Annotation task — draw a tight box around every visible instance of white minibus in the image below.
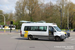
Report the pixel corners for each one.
[20,23,70,41]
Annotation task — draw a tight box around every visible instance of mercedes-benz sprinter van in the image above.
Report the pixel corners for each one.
[20,23,70,41]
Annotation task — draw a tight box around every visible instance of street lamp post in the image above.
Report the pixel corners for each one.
[67,0,70,30]
[60,9,62,29]
[0,14,6,25]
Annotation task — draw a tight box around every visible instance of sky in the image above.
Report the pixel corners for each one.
[0,0,75,13]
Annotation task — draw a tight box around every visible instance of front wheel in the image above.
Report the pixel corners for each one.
[55,37,61,41]
[60,39,64,41]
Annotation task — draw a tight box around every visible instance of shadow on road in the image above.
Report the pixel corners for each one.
[15,38,27,40]
[15,38,64,42]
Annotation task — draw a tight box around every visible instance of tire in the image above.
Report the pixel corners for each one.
[55,37,61,41]
[60,39,64,41]
[35,38,38,40]
[28,35,33,40]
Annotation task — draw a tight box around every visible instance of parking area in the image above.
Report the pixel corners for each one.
[0,31,75,50]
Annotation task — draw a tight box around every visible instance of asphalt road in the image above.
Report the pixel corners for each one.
[0,32,75,50]
[0,29,20,33]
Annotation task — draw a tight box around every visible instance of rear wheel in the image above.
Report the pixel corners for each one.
[28,35,33,40]
[35,38,38,40]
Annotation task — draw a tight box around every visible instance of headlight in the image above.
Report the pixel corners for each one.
[64,32,67,34]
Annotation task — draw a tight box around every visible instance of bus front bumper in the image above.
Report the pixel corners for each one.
[60,35,66,39]
[65,33,70,38]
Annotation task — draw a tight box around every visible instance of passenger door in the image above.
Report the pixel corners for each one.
[49,26,55,40]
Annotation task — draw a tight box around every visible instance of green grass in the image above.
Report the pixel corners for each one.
[61,29,74,31]
[61,29,66,30]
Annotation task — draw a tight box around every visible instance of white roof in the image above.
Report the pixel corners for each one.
[22,23,57,26]
[20,20,46,23]
[20,21,34,23]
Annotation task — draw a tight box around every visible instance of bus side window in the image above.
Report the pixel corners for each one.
[31,26,38,31]
[24,26,47,31]
[28,26,31,31]
[34,26,38,31]
[44,26,47,31]
[39,26,47,31]
[24,26,29,31]
[39,26,43,31]
[24,26,27,31]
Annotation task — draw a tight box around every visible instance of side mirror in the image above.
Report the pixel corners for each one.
[53,30,56,32]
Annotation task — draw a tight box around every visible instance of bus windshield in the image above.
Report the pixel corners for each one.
[53,26,61,32]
